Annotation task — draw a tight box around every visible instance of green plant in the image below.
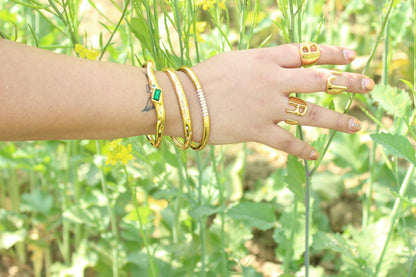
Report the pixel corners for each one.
[0,0,414,276]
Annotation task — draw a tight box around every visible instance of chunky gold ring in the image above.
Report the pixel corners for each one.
[285,97,308,125]
[327,69,347,95]
[300,42,320,67]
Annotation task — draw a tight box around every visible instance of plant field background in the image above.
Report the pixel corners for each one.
[0,0,415,276]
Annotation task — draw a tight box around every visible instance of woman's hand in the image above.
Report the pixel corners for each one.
[192,44,374,160]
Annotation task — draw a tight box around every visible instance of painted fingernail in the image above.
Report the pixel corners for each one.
[349,118,362,132]
[362,78,375,90]
[310,150,319,161]
[343,49,356,61]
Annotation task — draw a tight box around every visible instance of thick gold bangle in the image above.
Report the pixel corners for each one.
[178,66,210,150]
[162,68,193,150]
[143,61,165,148]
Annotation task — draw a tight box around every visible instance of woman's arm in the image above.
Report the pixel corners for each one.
[0,39,374,160]
[0,39,191,141]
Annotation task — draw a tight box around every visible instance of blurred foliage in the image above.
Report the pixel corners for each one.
[0,0,415,277]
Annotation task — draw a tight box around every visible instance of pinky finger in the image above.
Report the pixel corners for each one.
[258,124,319,160]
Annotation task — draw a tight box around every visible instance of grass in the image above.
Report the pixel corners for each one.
[0,0,415,276]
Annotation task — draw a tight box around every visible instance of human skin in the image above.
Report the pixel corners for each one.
[0,39,374,160]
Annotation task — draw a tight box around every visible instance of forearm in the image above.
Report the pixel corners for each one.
[0,39,200,141]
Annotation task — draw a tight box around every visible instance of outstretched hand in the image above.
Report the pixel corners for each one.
[192,44,374,160]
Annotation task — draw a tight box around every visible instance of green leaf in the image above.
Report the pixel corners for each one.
[20,189,53,215]
[371,84,410,117]
[284,156,305,202]
[312,134,328,154]
[129,17,152,54]
[227,202,276,231]
[400,79,414,91]
[189,205,219,219]
[370,133,416,165]
[0,229,26,249]
[312,231,356,259]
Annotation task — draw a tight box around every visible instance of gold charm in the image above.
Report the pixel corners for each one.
[327,69,347,95]
[300,42,320,67]
[286,97,308,116]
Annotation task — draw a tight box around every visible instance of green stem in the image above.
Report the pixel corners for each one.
[96,141,119,277]
[123,165,158,277]
[124,0,136,65]
[409,244,416,277]
[237,0,248,50]
[288,0,295,43]
[195,152,207,277]
[303,161,311,276]
[289,0,311,275]
[211,147,228,277]
[364,18,391,228]
[98,0,129,61]
[9,167,26,264]
[61,141,72,264]
[172,0,184,64]
[188,0,200,63]
[374,164,415,276]
[296,0,302,43]
[283,198,298,272]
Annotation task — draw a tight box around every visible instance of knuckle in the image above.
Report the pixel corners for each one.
[314,70,328,84]
[336,113,346,131]
[346,75,355,91]
[300,146,313,159]
[307,106,320,123]
[280,137,295,152]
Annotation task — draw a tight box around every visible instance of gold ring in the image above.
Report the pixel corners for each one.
[285,97,308,125]
[327,69,347,94]
[300,42,320,67]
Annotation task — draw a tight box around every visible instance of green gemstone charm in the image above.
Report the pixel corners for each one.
[152,88,162,102]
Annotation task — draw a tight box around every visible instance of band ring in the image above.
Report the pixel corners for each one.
[300,42,320,67]
[327,69,347,95]
[285,97,308,125]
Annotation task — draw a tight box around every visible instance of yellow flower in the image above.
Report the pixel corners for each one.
[105,139,133,166]
[190,21,207,42]
[75,43,100,60]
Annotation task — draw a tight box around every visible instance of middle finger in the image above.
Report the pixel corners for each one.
[280,68,375,95]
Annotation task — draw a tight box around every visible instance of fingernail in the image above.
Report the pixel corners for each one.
[343,49,356,60]
[349,118,362,132]
[362,78,375,90]
[310,150,319,161]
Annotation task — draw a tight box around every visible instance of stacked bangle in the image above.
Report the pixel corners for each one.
[142,62,209,151]
[178,66,210,150]
[143,61,165,148]
[162,68,193,150]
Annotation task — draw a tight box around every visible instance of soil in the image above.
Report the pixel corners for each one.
[0,256,33,277]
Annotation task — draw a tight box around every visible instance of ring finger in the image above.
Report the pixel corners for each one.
[282,98,362,134]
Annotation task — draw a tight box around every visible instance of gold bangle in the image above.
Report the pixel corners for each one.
[162,68,193,150]
[143,61,165,148]
[178,66,210,150]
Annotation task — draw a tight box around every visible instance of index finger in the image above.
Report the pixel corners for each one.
[273,44,357,68]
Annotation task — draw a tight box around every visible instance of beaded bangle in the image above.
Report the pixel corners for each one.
[162,68,193,150]
[178,66,210,150]
[143,61,165,148]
